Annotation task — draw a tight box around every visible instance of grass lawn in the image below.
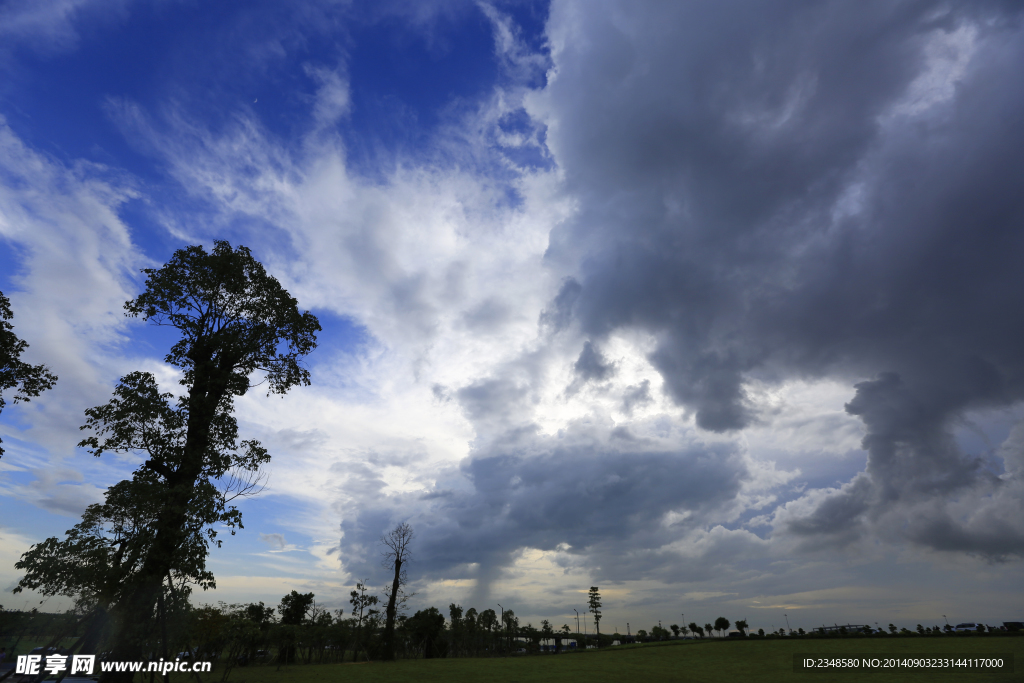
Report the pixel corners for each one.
[206,636,1021,683]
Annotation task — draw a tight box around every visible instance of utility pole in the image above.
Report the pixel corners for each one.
[574,608,580,647]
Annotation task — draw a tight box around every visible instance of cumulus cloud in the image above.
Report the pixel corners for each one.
[527,0,1024,559]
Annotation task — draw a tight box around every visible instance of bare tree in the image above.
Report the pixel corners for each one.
[379,522,413,661]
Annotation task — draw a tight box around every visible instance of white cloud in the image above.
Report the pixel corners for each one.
[0,0,132,58]
[0,118,148,492]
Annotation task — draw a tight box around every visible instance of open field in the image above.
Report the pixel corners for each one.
[203,637,1022,683]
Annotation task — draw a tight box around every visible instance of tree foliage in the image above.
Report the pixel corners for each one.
[124,242,319,397]
[278,591,315,626]
[406,607,446,659]
[0,291,57,458]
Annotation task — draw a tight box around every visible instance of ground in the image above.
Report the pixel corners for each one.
[207,636,1022,683]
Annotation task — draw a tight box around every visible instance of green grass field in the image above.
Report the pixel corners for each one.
[205,637,1021,683]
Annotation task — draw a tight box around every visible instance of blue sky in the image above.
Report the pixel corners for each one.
[2,0,1023,634]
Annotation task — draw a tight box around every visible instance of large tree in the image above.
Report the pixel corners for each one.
[0,291,57,458]
[378,522,413,661]
[75,241,318,681]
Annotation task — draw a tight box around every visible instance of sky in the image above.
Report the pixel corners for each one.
[1,0,1023,635]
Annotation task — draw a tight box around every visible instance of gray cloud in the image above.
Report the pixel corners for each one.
[565,340,614,395]
[621,379,652,415]
[533,0,1024,557]
[538,277,581,334]
[260,533,287,550]
[338,422,750,599]
[573,341,613,382]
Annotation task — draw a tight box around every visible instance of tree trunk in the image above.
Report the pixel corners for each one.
[100,359,229,683]
[380,558,402,661]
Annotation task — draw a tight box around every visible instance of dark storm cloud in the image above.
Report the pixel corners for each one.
[338,427,748,595]
[621,379,652,414]
[537,0,1024,556]
[566,340,615,394]
[538,277,581,333]
[573,341,614,383]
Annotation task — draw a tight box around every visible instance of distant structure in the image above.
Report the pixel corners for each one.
[816,624,868,634]
[539,638,576,652]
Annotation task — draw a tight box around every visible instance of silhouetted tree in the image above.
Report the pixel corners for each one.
[463,608,478,655]
[588,586,602,647]
[349,581,378,661]
[448,604,463,656]
[540,619,554,652]
[379,522,413,660]
[734,619,747,636]
[279,591,314,625]
[480,608,498,651]
[84,242,318,682]
[244,602,275,628]
[407,607,445,658]
[502,609,518,652]
[276,591,313,663]
[0,291,57,458]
